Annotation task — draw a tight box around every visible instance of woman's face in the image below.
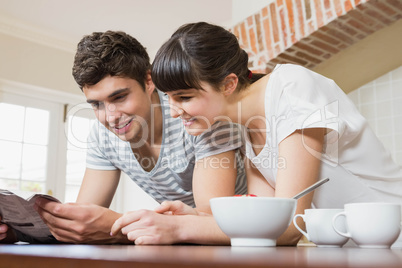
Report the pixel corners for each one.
[166,82,227,136]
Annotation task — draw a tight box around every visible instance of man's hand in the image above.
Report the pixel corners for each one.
[110,201,214,245]
[110,209,185,245]
[34,197,130,244]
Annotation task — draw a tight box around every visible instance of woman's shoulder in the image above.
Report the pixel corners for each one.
[273,63,308,72]
[273,64,333,90]
[273,64,317,79]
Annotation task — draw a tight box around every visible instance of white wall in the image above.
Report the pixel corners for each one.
[114,174,159,212]
[348,65,402,165]
[0,32,78,96]
[231,0,274,25]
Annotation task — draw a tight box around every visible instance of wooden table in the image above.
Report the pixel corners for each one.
[0,244,401,268]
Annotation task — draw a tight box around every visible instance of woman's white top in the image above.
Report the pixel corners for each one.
[244,64,402,209]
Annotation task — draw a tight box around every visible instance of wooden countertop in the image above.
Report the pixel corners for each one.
[1,244,402,268]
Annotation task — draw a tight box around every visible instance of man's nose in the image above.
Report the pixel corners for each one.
[105,104,119,122]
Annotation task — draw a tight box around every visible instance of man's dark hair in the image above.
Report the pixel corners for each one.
[72,31,151,90]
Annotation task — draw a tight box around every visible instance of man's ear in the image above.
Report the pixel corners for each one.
[222,73,238,96]
[145,70,155,95]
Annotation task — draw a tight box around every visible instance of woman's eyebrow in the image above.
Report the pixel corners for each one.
[171,91,191,96]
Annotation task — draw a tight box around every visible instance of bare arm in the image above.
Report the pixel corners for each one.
[76,168,121,206]
[191,150,238,213]
[275,128,325,246]
[244,128,324,246]
[111,150,241,245]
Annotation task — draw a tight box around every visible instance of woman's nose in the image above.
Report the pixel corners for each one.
[169,104,184,118]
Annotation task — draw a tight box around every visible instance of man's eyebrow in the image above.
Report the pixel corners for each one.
[86,99,97,104]
[108,88,130,98]
[86,88,130,104]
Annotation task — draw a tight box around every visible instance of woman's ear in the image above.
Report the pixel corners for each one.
[222,73,238,96]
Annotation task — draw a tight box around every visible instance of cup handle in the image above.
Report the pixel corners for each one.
[332,212,351,238]
[293,214,310,241]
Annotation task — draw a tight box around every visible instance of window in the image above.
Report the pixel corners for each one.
[0,84,94,203]
[64,104,95,202]
[0,92,62,197]
[0,83,120,210]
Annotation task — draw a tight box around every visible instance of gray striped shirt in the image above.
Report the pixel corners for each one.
[86,91,247,207]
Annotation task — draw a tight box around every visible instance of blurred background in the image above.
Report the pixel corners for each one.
[0,0,401,212]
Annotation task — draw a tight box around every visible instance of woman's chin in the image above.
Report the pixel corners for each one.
[185,126,209,136]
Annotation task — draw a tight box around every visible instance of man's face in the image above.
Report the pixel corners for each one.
[83,75,153,143]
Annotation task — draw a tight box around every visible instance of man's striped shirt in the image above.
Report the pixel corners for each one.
[86,91,247,207]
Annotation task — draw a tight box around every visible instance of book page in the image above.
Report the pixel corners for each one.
[0,189,60,242]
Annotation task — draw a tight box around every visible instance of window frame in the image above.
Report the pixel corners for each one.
[0,79,85,201]
[0,79,132,211]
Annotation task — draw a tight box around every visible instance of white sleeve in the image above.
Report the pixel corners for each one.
[192,121,243,161]
[271,64,346,146]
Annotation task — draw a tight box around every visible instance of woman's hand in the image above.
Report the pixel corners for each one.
[154,200,208,216]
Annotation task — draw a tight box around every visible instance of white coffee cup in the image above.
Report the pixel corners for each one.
[332,203,401,248]
[293,209,349,247]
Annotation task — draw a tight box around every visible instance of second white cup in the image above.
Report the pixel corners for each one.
[332,202,401,248]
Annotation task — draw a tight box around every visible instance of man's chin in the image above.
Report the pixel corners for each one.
[116,134,130,142]
[108,128,130,141]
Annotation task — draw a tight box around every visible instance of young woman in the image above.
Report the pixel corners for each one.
[149,22,402,246]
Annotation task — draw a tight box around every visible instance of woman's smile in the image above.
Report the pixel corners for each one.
[182,117,196,127]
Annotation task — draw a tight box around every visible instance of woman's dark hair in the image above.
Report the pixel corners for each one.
[152,22,264,93]
[72,31,151,90]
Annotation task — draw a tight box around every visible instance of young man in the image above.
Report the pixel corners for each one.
[0,31,246,244]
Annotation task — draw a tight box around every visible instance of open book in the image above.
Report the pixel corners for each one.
[0,189,61,243]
